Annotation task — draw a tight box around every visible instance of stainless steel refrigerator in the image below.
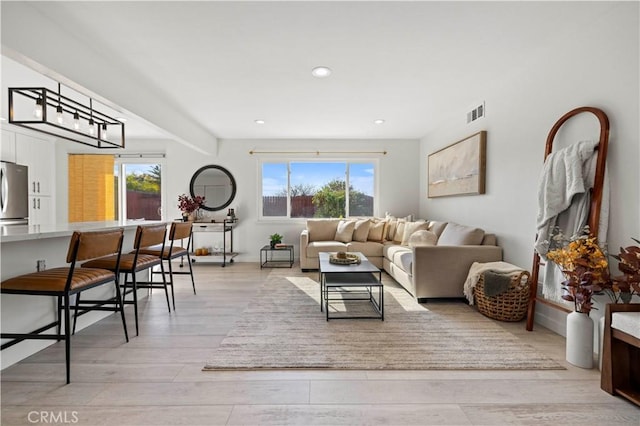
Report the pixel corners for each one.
[0,161,29,226]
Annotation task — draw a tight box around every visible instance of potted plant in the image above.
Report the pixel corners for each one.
[608,238,640,302]
[546,227,610,368]
[178,194,205,221]
[269,233,283,249]
[595,238,640,369]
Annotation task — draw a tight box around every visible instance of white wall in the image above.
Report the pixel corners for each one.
[167,138,420,262]
[57,138,420,262]
[419,3,639,334]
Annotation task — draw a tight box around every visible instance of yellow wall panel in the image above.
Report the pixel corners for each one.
[68,155,115,222]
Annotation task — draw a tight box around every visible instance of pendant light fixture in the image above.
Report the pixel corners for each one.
[73,110,81,130]
[33,96,43,118]
[87,98,96,136]
[55,84,64,125]
[8,85,125,149]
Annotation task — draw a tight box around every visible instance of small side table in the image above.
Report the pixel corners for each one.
[260,245,294,268]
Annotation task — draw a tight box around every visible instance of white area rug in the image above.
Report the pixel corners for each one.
[204,275,563,370]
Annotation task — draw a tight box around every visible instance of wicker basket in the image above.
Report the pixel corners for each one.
[474,270,531,322]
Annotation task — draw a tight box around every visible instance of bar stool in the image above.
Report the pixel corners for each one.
[1,228,128,384]
[141,221,195,309]
[80,224,169,336]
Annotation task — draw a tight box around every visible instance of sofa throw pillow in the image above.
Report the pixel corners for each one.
[427,221,448,238]
[367,219,387,242]
[393,220,407,244]
[408,230,438,248]
[334,220,356,243]
[385,216,397,241]
[307,219,340,242]
[437,222,485,246]
[401,221,429,246]
[352,219,371,242]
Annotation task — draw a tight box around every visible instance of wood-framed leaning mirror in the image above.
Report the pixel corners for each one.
[189,165,237,211]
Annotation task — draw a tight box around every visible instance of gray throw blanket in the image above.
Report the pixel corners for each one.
[482,271,513,297]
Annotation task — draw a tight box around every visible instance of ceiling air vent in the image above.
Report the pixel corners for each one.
[466,102,485,124]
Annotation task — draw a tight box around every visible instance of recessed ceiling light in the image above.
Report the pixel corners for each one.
[311,66,332,78]
[373,119,385,125]
[115,116,128,123]
[254,119,265,124]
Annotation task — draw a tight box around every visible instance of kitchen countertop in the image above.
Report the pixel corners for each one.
[0,220,164,243]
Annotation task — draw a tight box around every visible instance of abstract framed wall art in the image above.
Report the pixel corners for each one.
[428,130,486,198]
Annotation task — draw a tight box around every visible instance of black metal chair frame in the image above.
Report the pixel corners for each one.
[149,222,196,310]
[1,229,129,384]
[75,224,169,336]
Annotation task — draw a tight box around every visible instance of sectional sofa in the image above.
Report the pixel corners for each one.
[300,217,503,301]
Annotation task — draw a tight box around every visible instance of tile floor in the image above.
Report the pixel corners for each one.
[1,263,638,425]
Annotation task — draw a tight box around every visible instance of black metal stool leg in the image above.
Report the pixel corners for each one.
[160,260,171,312]
[186,253,196,294]
[114,279,129,342]
[57,296,63,341]
[131,275,139,336]
[64,293,71,384]
[72,292,81,335]
[167,259,176,310]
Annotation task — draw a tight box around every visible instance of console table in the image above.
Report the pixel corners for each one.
[190,220,237,267]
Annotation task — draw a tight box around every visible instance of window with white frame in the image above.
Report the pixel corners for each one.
[114,157,165,221]
[260,160,376,219]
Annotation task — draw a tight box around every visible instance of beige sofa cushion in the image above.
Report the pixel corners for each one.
[306,241,349,257]
[367,219,387,242]
[482,233,497,246]
[383,243,411,261]
[396,251,414,274]
[437,222,485,246]
[393,220,407,244]
[352,219,371,242]
[347,241,384,258]
[334,220,355,243]
[408,230,438,247]
[400,221,429,246]
[427,221,448,237]
[308,219,339,242]
[386,218,398,241]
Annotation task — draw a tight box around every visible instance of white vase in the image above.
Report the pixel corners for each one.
[566,311,594,369]
[598,315,605,371]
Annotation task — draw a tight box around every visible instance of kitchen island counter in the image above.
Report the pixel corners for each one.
[0,220,163,243]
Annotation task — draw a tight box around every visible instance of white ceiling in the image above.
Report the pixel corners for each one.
[1,1,617,141]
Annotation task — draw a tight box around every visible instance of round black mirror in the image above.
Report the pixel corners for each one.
[189,165,237,211]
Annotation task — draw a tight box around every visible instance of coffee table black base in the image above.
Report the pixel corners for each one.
[322,272,384,321]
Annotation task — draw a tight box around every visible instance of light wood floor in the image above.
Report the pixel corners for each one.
[1,263,638,425]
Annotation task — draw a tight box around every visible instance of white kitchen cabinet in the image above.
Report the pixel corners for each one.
[1,129,17,163]
[28,195,54,226]
[15,133,54,197]
[13,131,55,225]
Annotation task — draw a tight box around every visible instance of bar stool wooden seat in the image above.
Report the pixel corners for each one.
[80,224,168,336]
[1,228,128,384]
[140,221,196,309]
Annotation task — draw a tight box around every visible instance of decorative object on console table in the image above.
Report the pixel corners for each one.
[545,227,610,368]
[269,233,283,249]
[178,193,205,221]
